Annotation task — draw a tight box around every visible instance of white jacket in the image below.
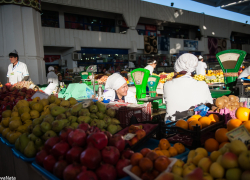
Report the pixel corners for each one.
[163,75,213,121]
[47,72,59,85]
[103,89,137,104]
[144,65,154,75]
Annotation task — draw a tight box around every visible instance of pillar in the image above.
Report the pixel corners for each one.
[0,4,46,85]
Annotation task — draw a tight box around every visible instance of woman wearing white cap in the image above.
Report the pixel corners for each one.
[163,53,213,121]
[195,55,207,75]
[7,50,29,84]
[103,73,137,103]
[144,59,157,75]
[47,66,59,85]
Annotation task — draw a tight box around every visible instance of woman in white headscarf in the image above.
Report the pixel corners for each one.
[47,66,59,85]
[144,59,157,75]
[103,73,137,103]
[163,53,213,121]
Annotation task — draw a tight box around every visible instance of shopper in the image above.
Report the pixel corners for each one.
[47,66,59,85]
[144,59,157,75]
[7,50,29,84]
[103,73,137,103]
[195,55,207,75]
[163,53,213,121]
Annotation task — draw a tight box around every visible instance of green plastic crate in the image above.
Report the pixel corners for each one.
[210,89,231,98]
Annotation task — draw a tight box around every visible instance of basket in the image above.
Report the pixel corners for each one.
[12,148,35,162]
[32,162,60,180]
[115,103,152,128]
[1,136,15,147]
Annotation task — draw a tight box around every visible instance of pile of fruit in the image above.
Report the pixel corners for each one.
[212,95,243,112]
[97,75,108,84]
[206,70,223,76]
[0,82,2,88]
[204,75,224,84]
[35,129,133,180]
[171,140,250,180]
[175,114,220,131]
[12,80,40,91]
[159,72,174,83]
[193,74,205,81]
[126,125,146,146]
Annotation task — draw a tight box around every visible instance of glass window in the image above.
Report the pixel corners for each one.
[41,10,59,28]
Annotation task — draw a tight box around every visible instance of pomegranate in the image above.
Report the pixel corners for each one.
[101,146,120,165]
[121,149,134,159]
[80,145,102,169]
[66,146,84,164]
[96,164,117,180]
[76,171,98,180]
[43,155,57,172]
[87,132,108,150]
[116,159,130,178]
[88,126,101,134]
[35,150,48,166]
[63,163,82,180]
[44,137,60,153]
[53,160,68,179]
[68,129,87,147]
[108,134,125,152]
[59,128,73,142]
[51,141,70,158]
[78,123,90,132]
[103,131,112,141]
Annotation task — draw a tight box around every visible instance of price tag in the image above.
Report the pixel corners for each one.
[123,133,136,141]
[226,125,250,146]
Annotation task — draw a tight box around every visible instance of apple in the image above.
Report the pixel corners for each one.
[221,152,238,169]
[198,157,212,173]
[172,165,183,177]
[225,168,242,180]
[216,155,223,165]
[229,140,247,156]
[192,153,205,166]
[203,172,213,180]
[238,151,250,170]
[183,167,203,180]
[210,151,222,162]
[195,148,208,157]
[241,170,250,180]
[219,143,230,155]
[174,159,184,167]
[183,163,196,170]
[135,129,146,140]
[209,162,224,178]
[155,172,176,180]
[182,164,196,177]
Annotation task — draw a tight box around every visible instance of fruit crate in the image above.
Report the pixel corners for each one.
[116,122,160,151]
[11,148,35,162]
[115,103,152,128]
[1,136,14,147]
[160,113,225,149]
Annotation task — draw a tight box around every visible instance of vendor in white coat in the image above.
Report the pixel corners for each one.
[7,50,29,84]
[163,53,213,121]
[144,59,157,75]
[195,55,207,75]
[47,66,59,85]
[103,73,137,103]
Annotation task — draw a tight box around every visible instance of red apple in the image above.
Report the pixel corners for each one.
[221,152,238,169]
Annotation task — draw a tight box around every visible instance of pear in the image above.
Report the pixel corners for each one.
[43,114,54,124]
[39,99,49,106]
[42,130,57,141]
[107,124,118,134]
[15,137,20,151]
[96,101,106,113]
[32,117,43,126]
[12,105,18,112]
[90,119,99,127]
[2,128,10,138]
[106,108,116,118]
[30,110,40,119]
[28,133,38,141]
[96,112,104,120]
[2,110,12,118]
[90,113,98,119]
[21,112,31,122]
[77,116,91,124]
[71,103,82,116]
[60,100,70,108]
[49,104,57,110]
[0,124,4,133]
[78,108,90,116]
[16,125,28,133]
[54,98,62,106]
[89,105,98,113]
[9,131,22,144]
[29,101,36,109]
[40,122,52,133]
[27,124,34,134]
[41,109,50,116]
[65,111,72,118]
[51,106,66,117]
[2,117,10,127]
[32,125,43,137]
[111,118,120,125]
[68,97,78,105]
[103,115,111,125]
[18,106,30,116]
[96,120,106,129]
[68,116,77,124]
[48,95,57,104]
[11,111,19,118]
[56,114,66,120]
[19,134,30,153]
[117,125,122,131]
[32,103,44,113]
[16,100,29,109]
[71,122,79,129]
[24,141,36,158]
[9,120,22,131]
[52,120,66,132]
[35,138,43,150]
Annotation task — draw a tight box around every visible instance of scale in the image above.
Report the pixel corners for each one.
[86,65,97,96]
[147,75,160,97]
[211,49,246,98]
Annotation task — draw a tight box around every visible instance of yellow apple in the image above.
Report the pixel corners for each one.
[195,148,208,157]
[210,151,222,162]
[187,150,196,163]
[198,157,212,173]
[192,154,205,166]
[209,162,225,178]
[221,152,238,169]
[174,159,185,167]
[183,163,196,170]
[172,165,183,177]
[218,143,230,155]
[241,170,250,180]
[229,140,247,156]
[182,165,196,177]
[225,168,242,180]
[203,172,213,180]
[216,155,223,165]
[238,151,250,170]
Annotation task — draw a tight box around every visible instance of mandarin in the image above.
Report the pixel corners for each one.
[235,107,250,121]
[204,138,219,152]
[208,114,220,124]
[175,120,188,130]
[188,120,202,130]
[198,117,211,128]
[227,119,242,131]
[215,128,228,143]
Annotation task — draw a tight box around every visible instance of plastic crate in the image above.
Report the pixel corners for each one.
[115,103,152,128]
[1,136,14,147]
[32,162,60,180]
[12,148,35,162]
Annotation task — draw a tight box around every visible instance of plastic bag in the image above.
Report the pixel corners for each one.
[194,104,209,117]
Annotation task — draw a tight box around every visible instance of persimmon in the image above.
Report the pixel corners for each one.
[154,156,171,172]
[131,153,143,166]
[130,166,142,177]
[139,157,153,172]
[158,139,170,150]
[173,143,185,154]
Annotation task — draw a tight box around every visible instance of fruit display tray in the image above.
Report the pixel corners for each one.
[12,148,35,162]
[116,123,159,151]
[1,136,14,147]
[123,158,177,180]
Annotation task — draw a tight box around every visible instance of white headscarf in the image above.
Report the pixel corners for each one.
[48,66,54,72]
[174,53,198,75]
[105,73,126,90]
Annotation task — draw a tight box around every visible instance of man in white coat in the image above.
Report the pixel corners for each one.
[103,73,137,103]
[195,55,207,75]
[163,53,213,121]
[47,66,59,85]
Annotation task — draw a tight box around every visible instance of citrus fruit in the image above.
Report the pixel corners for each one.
[215,128,228,143]
[204,138,219,152]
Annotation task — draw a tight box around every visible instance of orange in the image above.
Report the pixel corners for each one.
[208,114,220,124]
[219,142,229,149]
[191,114,202,120]
[204,138,219,152]
[173,143,185,154]
[187,117,198,123]
[227,119,242,131]
[155,150,165,156]
[243,121,250,132]
[168,147,178,157]
[198,117,212,128]
[139,157,153,172]
[130,166,142,177]
[175,120,188,130]
[161,150,170,157]
[131,153,144,166]
[215,128,228,143]
[154,147,161,151]
[188,120,202,130]
[235,107,250,121]
[158,139,171,150]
